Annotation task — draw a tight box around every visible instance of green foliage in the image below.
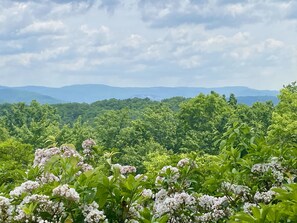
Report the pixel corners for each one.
[178,92,232,153]
[0,139,33,186]
[1,101,61,148]
[268,82,297,149]
[1,82,297,222]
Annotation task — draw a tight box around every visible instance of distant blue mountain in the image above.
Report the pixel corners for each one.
[0,84,279,105]
[0,88,63,104]
[237,96,279,106]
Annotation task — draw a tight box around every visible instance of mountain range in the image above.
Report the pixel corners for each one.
[0,84,279,105]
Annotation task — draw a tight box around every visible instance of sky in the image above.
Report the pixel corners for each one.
[0,0,296,90]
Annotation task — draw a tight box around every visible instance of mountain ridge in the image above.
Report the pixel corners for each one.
[0,84,279,105]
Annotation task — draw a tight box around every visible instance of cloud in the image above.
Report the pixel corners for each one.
[99,0,122,13]
[229,38,285,61]
[0,0,296,90]
[178,55,202,69]
[0,46,69,67]
[137,0,294,29]
[19,20,65,36]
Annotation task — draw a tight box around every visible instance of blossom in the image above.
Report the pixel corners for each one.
[9,181,40,197]
[198,195,228,211]
[154,190,196,221]
[38,173,60,184]
[78,162,94,172]
[82,202,107,223]
[221,182,250,200]
[52,184,80,203]
[157,166,180,185]
[243,202,257,213]
[34,146,82,167]
[254,190,276,203]
[177,158,190,168]
[0,196,13,222]
[82,139,96,157]
[135,174,148,181]
[120,165,137,175]
[141,189,153,199]
[251,160,284,183]
[14,194,65,222]
[197,195,231,222]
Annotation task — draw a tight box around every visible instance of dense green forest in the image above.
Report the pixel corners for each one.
[0,83,296,222]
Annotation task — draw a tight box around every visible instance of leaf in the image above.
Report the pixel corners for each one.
[64,216,73,223]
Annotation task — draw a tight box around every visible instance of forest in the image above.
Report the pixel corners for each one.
[0,82,296,222]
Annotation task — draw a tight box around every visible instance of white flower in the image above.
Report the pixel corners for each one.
[82,202,106,223]
[251,161,284,183]
[158,166,180,184]
[198,195,228,211]
[82,139,96,157]
[13,194,64,222]
[141,189,153,199]
[254,190,276,203]
[34,146,82,167]
[53,184,80,203]
[135,174,148,181]
[177,158,190,168]
[120,165,137,175]
[154,191,197,222]
[221,182,250,200]
[0,196,13,221]
[243,202,257,213]
[38,173,60,184]
[10,181,40,197]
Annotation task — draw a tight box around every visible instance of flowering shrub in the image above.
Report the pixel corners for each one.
[1,137,297,223]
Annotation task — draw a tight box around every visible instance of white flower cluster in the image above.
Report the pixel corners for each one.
[127,203,143,220]
[34,146,82,167]
[135,174,148,181]
[112,163,137,175]
[82,201,107,223]
[251,160,284,183]
[254,190,276,203]
[243,202,258,213]
[78,162,94,172]
[197,195,231,222]
[177,158,190,168]
[120,165,137,175]
[52,184,80,203]
[160,166,179,175]
[82,139,96,157]
[60,145,83,159]
[154,189,196,222]
[14,194,65,222]
[34,147,61,167]
[38,173,60,184]
[0,196,13,222]
[141,189,153,199]
[156,166,180,187]
[221,182,251,200]
[9,180,40,197]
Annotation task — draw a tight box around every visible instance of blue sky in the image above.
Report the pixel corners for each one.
[0,0,296,89]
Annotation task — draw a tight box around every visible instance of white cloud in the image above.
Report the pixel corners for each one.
[229,38,285,60]
[0,46,69,67]
[19,20,66,35]
[178,55,202,69]
[124,34,146,48]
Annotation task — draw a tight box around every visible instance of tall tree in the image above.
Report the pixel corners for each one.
[268,82,297,149]
[178,92,233,153]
